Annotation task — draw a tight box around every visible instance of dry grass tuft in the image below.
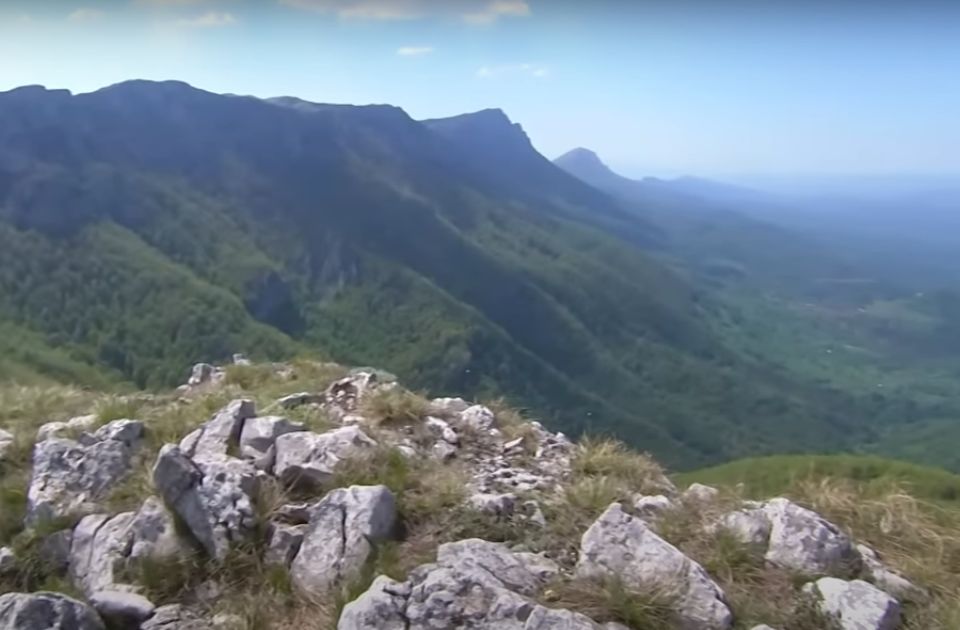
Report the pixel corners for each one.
[543,576,676,629]
[360,388,429,427]
[573,437,670,495]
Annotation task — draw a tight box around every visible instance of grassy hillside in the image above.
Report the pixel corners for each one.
[677,454,960,505]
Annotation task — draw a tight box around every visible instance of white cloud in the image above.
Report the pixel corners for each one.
[68,8,106,22]
[279,0,531,23]
[175,11,236,27]
[476,63,548,79]
[396,45,434,56]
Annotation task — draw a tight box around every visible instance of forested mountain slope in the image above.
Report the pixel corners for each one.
[0,80,953,470]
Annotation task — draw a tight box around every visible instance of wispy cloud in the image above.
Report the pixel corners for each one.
[476,63,549,79]
[175,11,237,27]
[68,8,106,22]
[463,1,530,25]
[396,45,434,57]
[279,0,531,23]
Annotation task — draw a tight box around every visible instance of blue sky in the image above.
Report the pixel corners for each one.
[1,0,958,179]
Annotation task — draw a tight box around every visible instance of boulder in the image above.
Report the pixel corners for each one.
[804,577,901,630]
[424,416,459,445]
[459,405,497,432]
[632,494,674,521]
[291,485,396,593]
[264,523,306,567]
[340,539,601,629]
[273,426,376,488]
[430,440,457,461]
[0,547,15,574]
[70,512,136,595]
[186,363,224,387]
[713,506,771,547]
[26,420,145,524]
[682,483,720,503]
[89,591,156,628]
[0,592,105,630]
[153,445,258,560]
[577,503,733,630]
[36,414,97,442]
[128,496,193,562]
[468,492,517,516]
[856,544,926,601]
[70,497,192,596]
[325,372,382,414]
[179,399,255,460]
[238,415,305,471]
[763,498,860,577]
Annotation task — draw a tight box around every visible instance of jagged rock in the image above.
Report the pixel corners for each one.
[291,485,396,593]
[153,445,258,560]
[804,577,901,630]
[232,353,251,366]
[468,492,517,516]
[0,592,105,630]
[277,392,324,409]
[325,371,382,414]
[265,523,306,567]
[187,363,225,387]
[26,420,145,523]
[70,512,136,595]
[764,498,860,577]
[856,544,926,601]
[424,416,459,445]
[212,613,244,628]
[36,414,97,442]
[128,496,193,562]
[682,483,720,503]
[91,419,145,447]
[0,547,15,574]
[633,494,673,520]
[179,399,255,459]
[459,404,497,432]
[713,506,771,547]
[428,397,470,417]
[750,626,778,630]
[274,426,376,487]
[577,503,733,630]
[70,497,191,596]
[238,415,305,471]
[340,539,601,629]
[430,440,457,461]
[90,591,156,628]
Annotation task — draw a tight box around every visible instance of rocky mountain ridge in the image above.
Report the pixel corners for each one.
[0,360,944,629]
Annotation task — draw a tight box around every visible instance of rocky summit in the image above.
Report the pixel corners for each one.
[0,360,951,629]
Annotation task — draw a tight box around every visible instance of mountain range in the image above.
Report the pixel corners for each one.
[1,80,959,471]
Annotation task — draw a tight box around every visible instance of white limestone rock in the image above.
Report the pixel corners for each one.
[0,592,105,630]
[291,485,397,593]
[805,577,901,630]
[274,426,376,488]
[764,498,860,577]
[576,503,733,630]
